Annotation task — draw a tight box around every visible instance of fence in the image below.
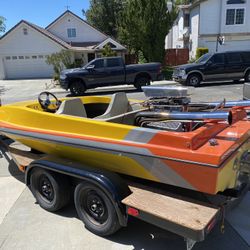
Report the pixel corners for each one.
[164,48,189,66]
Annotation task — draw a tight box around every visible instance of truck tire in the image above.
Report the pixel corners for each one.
[70,80,86,96]
[186,74,201,87]
[30,168,70,212]
[134,76,150,91]
[245,70,250,82]
[74,182,121,236]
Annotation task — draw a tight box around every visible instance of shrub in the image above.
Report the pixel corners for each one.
[102,44,117,57]
[162,66,174,80]
[46,50,74,80]
[196,47,209,60]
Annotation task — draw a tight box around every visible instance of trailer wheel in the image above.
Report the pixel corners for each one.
[30,168,70,212]
[74,182,121,236]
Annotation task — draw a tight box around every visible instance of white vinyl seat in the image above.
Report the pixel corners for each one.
[95,92,132,120]
[56,98,87,117]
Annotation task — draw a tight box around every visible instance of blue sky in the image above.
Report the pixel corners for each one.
[1,0,90,32]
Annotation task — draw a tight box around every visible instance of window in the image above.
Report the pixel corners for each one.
[25,56,30,59]
[12,56,17,60]
[5,56,11,60]
[38,55,43,59]
[226,53,242,63]
[67,28,76,38]
[23,28,28,35]
[226,8,245,25]
[107,58,121,67]
[211,54,225,64]
[236,9,244,24]
[241,52,250,63]
[32,55,37,59]
[184,14,190,28]
[18,56,24,59]
[92,59,104,69]
[227,0,245,4]
[106,42,116,49]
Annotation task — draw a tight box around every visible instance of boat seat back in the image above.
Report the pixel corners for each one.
[95,92,132,120]
[56,98,87,117]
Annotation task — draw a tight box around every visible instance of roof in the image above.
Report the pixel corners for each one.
[0,10,126,52]
[178,0,208,10]
[46,10,108,38]
[46,10,126,50]
[0,20,71,49]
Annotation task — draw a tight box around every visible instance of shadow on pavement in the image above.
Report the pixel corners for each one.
[197,80,244,88]
[66,87,141,97]
[0,144,25,183]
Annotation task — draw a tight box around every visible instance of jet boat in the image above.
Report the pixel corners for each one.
[0,87,250,195]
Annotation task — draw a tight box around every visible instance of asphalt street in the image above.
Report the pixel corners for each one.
[0,79,249,250]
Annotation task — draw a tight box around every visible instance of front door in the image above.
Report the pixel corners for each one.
[84,59,109,87]
[105,58,125,85]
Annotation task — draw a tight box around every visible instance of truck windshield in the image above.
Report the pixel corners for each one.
[196,53,212,63]
[84,59,104,69]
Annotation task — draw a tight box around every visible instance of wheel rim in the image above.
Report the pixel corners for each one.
[71,82,84,95]
[247,73,250,81]
[190,76,199,85]
[80,190,108,225]
[38,175,54,202]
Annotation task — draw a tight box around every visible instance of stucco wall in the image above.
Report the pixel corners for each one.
[190,6,199,59]
[0,57,5,79]
[199,0,220,35]
[0,23,63,56]
[165,11,184,49]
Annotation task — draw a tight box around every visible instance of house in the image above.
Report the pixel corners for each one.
[166,0,250,59]
[0,10,126,80]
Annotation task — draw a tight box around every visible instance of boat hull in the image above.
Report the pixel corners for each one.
[1,96,250,195]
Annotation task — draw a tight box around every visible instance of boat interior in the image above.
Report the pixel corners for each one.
[24,87,250,133]
[34,91,147,126]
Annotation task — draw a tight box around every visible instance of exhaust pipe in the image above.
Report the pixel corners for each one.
[191,100,250,108]
[135,111,232,125]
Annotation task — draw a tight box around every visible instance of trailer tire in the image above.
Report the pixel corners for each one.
[74,182,121,236]
[30,168,70,212]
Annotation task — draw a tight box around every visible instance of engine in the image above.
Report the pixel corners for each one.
[135,86,231,132]
[141,86,190,112]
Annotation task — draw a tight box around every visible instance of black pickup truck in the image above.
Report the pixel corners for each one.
[59,57,163,95]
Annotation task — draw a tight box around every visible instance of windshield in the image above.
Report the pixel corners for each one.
[196,53,212,63]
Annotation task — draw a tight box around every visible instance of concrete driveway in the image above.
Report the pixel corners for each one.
[0,79,249,250]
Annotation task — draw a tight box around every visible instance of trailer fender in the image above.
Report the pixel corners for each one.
[25,156,131,227]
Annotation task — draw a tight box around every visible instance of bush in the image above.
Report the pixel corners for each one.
[46,50,74,80]
[162,66,173,80]
[196,47,209,60]
[102,44,117,57]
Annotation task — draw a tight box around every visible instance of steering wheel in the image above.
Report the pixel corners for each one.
[38,91,61,112]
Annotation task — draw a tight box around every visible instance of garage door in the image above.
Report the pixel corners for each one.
[4,55,54,79]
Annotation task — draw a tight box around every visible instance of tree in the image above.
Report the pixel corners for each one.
[46,50,74,80]
[102,44,117,57]
[0,16,6,34]
[85,0,124,38]
[118,0,177,62]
